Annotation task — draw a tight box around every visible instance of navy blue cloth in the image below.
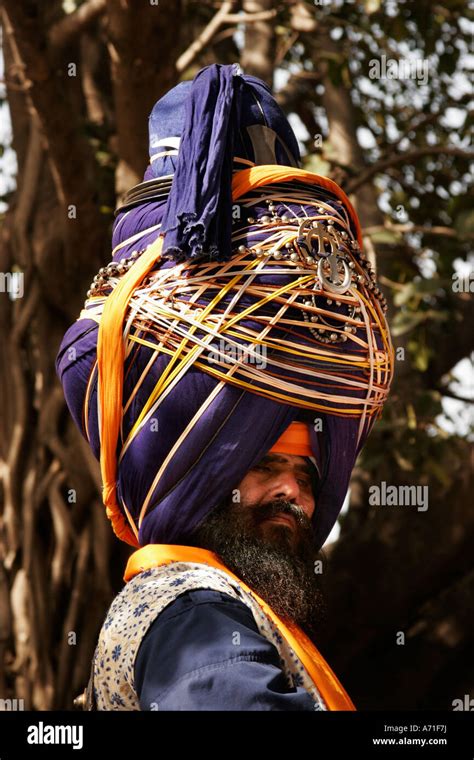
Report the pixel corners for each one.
[134,588,317,711]
[153,63,301,262]
[159,64,240,262]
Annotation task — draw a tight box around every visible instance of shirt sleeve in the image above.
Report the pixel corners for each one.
[134,588,317,711]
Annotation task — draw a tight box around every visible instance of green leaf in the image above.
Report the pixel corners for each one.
[303,154,331,176]
[406,403,417,429]
[391,309,447,336]
[393,449,414,471]
[394,278,445,306]
[454,209,474,238]
[364,0,382,13]
[370,230,403,245]
[425,458,452,488]
[412,344,432,372]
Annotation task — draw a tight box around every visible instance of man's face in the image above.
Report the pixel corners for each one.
[189,451,324,639]
[236,453,316,549]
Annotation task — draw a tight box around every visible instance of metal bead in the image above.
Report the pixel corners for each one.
[260,215,271,224]
[326,299,333,305]
[254,248,264,257]
[310,316,318,323]
[99,267,106,276]
[238,245,247,253]
[306,256,315,265]
[281,214,290,222]
[290,253,299,262]
[131,250,139,259]
[247,217,255,224]
[330,333,338,341]
[273,251,282,260]
[317,207,325,213]
[349,261,355,269]
[304,300,312,307]
[86,289,92,298]
[120,258,127,265]
[336,301,341,306]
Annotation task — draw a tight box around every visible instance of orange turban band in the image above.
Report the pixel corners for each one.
[269,422,313,458]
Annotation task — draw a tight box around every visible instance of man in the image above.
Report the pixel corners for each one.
[57,64,393,711]
[90,422,349,711]
[132,445,328,711]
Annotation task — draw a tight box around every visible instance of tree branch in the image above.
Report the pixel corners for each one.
[289,1,317,33]
[1,3,108,279]
[224,10,277,23]
[365,223,474,240]
[427,293,474,383]
[375,112,439,151]
[437,388,474,405]
[48,0,106,49]
[241,0,276,86]
[176,0,235,74]
[106,0,183,192]
[346,146,473,194]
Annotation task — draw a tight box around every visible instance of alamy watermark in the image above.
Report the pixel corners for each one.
[208,340,267,369]
[452,695,474,710]
[0,271,24,299]
[27,721,83,750]
[369,55,429,85]
[0,697,25,710]
[369,481,429,512]
[452,271,474,293]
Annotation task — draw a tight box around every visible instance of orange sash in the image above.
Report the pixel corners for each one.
[124,543,356,711]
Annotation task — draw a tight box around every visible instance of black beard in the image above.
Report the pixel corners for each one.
[187,496,327,643]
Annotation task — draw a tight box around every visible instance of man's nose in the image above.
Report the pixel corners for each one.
[268,471,301,504]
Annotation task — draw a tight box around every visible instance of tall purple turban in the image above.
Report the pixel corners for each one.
[56,64,394,552]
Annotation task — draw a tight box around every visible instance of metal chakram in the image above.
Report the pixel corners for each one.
[296,218,354,295]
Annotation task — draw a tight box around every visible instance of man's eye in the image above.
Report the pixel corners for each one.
[254,464,271,473]
[298,478,311,489]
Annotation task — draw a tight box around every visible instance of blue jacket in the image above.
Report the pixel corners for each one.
[134,588,318,710]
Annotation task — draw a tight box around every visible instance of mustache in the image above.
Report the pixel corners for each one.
[251,499,309,527]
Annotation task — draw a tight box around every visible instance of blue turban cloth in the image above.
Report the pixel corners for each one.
[113,63,300,262]
[56,64,394,551]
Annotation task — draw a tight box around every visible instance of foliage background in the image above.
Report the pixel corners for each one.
[0,0,472,710]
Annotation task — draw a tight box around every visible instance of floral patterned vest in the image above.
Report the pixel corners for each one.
[90,560,330,711]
